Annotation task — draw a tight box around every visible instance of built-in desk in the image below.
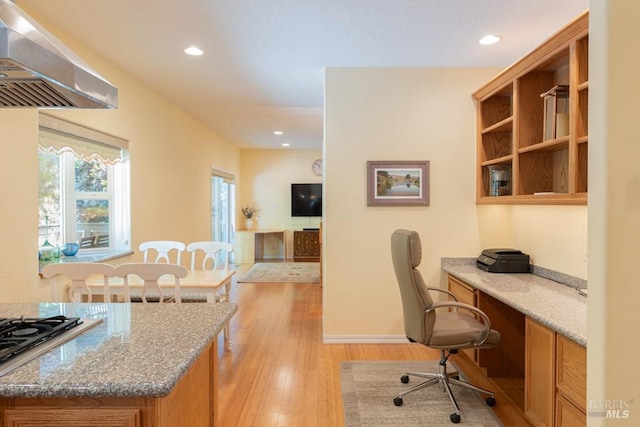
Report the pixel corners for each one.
[442,260,586,345]
[442,259,587,427]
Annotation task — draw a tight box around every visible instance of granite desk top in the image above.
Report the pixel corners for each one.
[0,302,237,398]
[442,260,586,347]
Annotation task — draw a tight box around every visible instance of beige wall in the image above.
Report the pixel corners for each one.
[0,13,241,302]
[589,1,640,422]
[239,149,322,258]
[323,68,588,339]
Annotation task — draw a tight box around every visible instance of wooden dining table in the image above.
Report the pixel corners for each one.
[84,269,236,350]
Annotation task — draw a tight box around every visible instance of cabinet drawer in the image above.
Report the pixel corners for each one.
[556,334,587,412]
[447,276,476,309]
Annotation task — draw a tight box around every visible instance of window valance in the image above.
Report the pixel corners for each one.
[38,113,128,165]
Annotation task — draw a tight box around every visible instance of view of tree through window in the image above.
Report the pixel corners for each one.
[38,115,130,256]
[75,160,109,224]
[38,151,61,239]
[75,160,107,192]
[38,152,112,249]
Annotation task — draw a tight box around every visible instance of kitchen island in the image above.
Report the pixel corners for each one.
[0,302,237,427]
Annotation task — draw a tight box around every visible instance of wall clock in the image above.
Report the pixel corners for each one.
[312,159,323,176]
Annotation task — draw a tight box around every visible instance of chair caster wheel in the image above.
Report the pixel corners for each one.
[486,396,496,406]
[393,397,403,406]
[450,413,461,423]
[400,375,410,384]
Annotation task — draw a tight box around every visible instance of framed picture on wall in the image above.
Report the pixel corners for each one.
[367,160,430,206]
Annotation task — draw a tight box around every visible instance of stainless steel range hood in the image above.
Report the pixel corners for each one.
[0,0,117,109]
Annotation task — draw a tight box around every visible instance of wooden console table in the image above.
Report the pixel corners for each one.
[234,229,286,263]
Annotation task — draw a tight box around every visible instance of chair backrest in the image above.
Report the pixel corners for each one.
[79,235,96,249]
[114,262,188,303]
[139,240,186,264]
[41,262,116,303]
[390,229,436,345]
[95,234,109,248]
[186,241,234,270]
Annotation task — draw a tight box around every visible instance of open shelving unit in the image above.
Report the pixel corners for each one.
[473,11,589,205]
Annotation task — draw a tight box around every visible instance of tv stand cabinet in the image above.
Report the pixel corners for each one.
[293,230,320,261]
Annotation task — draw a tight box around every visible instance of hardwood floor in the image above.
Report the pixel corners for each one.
[216,263,532,426]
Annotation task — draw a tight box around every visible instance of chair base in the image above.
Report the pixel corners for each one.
[393,350,496,424]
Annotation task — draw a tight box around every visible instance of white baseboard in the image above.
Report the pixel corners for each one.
[323,335,409,344]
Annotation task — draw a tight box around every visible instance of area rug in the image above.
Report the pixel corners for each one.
[341,360,503,426]
[237,262,320,283]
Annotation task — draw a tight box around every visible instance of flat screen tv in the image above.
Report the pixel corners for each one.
[291,183,322,217]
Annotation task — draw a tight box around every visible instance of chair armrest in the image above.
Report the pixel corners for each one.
[425,301,492,346]
[425,287,458,302]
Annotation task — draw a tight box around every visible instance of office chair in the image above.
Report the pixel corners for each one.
[390,229,501,424]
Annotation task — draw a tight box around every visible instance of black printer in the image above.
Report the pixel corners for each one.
[476,248,530,273]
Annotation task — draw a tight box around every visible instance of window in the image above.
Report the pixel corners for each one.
[38,114,130,257]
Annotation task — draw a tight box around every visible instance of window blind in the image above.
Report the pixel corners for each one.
[38,113,128,165]
[211,167,235,184]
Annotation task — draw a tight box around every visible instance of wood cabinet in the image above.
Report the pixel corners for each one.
[447,274,585,426]
[525,317,556,426]
[524,317,586,427]
[1,343,218,427]
[555,334,587,426]
[473,11,589,205]
[293,230,320,261]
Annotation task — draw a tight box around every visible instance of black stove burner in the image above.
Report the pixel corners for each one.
[0,315,82,365]
[12,327,40,337]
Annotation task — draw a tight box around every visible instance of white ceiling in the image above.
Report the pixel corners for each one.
[20,0,588,150]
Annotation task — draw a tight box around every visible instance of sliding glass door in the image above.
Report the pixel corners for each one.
[211,169,235,257]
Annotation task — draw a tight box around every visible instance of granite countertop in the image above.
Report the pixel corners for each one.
[442,260,586,347]
[0,302,237,398]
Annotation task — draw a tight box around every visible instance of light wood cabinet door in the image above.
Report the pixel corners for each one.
[556,334,587,412]
[556,394,586,427]
[525,317,556,427]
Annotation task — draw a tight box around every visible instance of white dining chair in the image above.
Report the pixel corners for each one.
[114,263,188,303]
[139,240,186,264]
[41,262,116,303]
[186,241,234,270]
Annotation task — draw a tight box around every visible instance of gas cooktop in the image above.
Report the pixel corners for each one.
[0,315,102,377]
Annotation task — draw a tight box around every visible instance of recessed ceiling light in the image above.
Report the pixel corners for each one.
[479,35,501,45]
[274,131,284,135]
[184,46,204,56]
[281,143,290,147]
